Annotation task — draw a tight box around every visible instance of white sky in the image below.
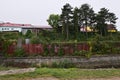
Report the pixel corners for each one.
[0,0,120,30]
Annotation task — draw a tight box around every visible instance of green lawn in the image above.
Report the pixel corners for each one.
[0,68,120,80]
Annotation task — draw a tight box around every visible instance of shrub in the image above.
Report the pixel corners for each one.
[41,62,49,68]
[51,60,75,68]
[73,50,91,58]
[13,48,26,57]
[74,51,85,56]
[91,34,112,55]
[42,44,55,56]
[58,47,64,56]
[112,47,120,54]
[57,59,75,68]
[40,59,75,68]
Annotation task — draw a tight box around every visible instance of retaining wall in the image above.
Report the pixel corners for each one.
[1,55,120,68]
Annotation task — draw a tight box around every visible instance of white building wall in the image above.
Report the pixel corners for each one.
[22,28,28,34]
[0,27,22,32]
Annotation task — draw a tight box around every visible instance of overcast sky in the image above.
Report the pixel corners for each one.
[0,0,120,30]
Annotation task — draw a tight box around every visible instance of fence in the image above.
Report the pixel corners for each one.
[1,42,120,56]
[5,43,90,55]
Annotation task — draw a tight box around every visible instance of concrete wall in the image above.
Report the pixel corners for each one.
[1,55,120,68]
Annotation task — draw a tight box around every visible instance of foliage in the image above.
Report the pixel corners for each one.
[47,3,117,40]
[47,14,61,33]
[0,3,119,57]
[57,46,64,56]
[113,47,120,54]
[2,40,12,55]
[79,4,95,28]
[25,30,33,38]
[13,48,26,57]
[95,8,118,36]
[31,36,41,44]
[74,50,86,56]
[89,34,120,55]
[73,50,92,58]
[0,32,19,40]
[73,7,79,39]
[60,3,73,40]
[54,60,75,68]
[41,59,75,68]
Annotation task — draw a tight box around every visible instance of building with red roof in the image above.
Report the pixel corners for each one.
[0,22,52,34]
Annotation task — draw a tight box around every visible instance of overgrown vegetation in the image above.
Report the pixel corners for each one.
[0,3,120,57]
[0,32,120,57]
[40,59,75,68]
[13,48,26,57]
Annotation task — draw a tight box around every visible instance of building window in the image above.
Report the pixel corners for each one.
[11,28,14,30]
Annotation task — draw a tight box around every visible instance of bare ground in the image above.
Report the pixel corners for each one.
[0,68,35,76]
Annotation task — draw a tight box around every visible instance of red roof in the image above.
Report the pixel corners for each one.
[32,25,52,29]
[0,22,31,27]
[0,22,52,29]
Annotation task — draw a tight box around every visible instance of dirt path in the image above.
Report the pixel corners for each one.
[0,68,35,76]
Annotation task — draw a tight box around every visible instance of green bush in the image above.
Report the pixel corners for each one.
[112,47,120,54]
[73,50,91,58]
[74,51,85,56]
[58,47,64,56]
[40,59,75,68]
[57,59,75,68]
[51,60,76,68]
[40,62,49,68]
[13,48,26,57]
[91,41,107,54]
[42,44,54,56]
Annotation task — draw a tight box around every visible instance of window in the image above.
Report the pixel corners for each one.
[11,28,14,30]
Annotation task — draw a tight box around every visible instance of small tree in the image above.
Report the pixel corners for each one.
[25,30,33,38]
[47,14,61,33]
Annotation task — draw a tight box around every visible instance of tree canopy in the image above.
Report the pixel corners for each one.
[47,14,60,32]
[47,3,118,39]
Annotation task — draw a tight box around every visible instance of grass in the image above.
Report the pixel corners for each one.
[0,68,120,80]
